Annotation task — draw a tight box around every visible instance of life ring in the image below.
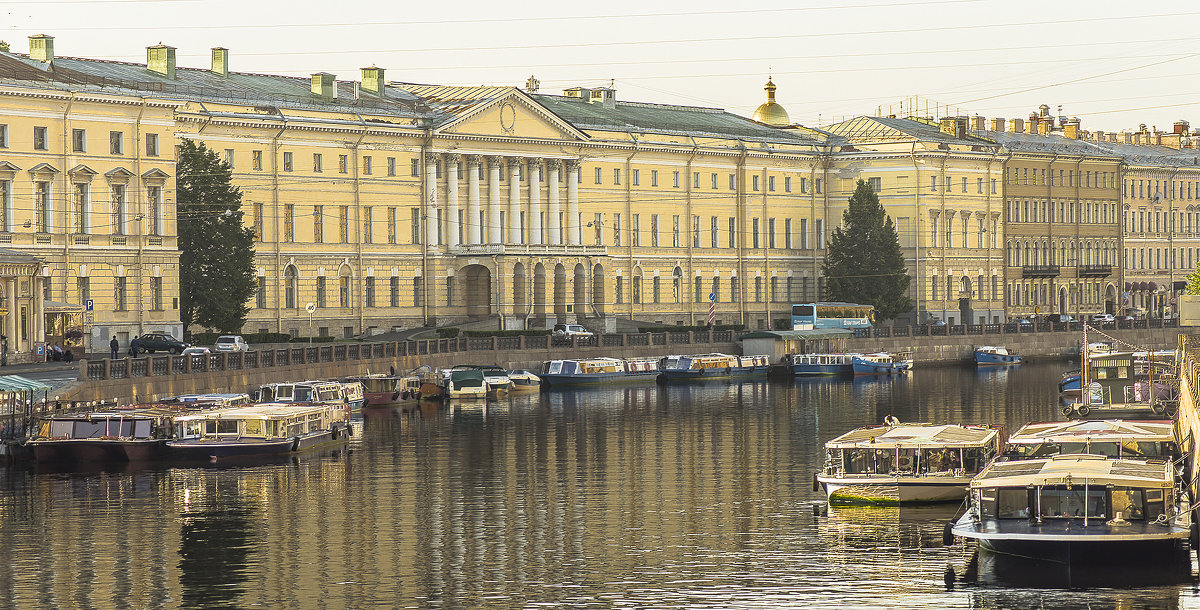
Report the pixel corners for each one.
[1077,405,1091,417]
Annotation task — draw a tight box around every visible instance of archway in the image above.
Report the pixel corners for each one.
[462,264,492,319]
[553,263,568,320]
[513,262,526,318]
[1104,284,1117,315]
[958,276,972,325]
[533,263,547,324]
[573,263,587,320]
[592,264,606,317]
[1059,286,1068,314]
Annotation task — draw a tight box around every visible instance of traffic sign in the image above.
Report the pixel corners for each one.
[85,299,94,311]
[708,292,716,302]
[305,302,317,314]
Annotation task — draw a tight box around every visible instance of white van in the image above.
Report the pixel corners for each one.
[214,335,250,352]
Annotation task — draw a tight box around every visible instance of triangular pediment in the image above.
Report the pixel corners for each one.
[435,90,587,141]
[27,162,59,176]
[68,164,98,178]
[141,168,170,183]
[0,161,20,176]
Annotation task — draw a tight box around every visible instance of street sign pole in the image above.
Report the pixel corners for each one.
[708,292,716,327]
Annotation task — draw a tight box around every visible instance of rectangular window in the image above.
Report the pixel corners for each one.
[673,171,680,188]
[730,276,739,302]
[800,218,809,249]
[613,168,621,185]
[768,175,776,192]
[33,126,48,151]
[224,149,234,167]
[672,214,680,247]
[252,150,263,171]
[151,277,163,310]
[283,152,293,172]
[71,128,85,153]
[712,277,721,303]
[444,276,453,306]
[595,167,602,184]
[632,168,639,186]
[752,175,760,191]
[729,174,736,190]
[692,215,701,248]
[752,217,760,248]
[728,217,736,249]
[615,277,624,304]
[695,276,703,303]
[0,180,9,232]
[711,216,719,248]
[365,277,376,308]
[363,156,372,175]
[387,207,397,244]
[390,277,399,308]
[283,204,294,242]
[632,214,641,247]
[109,131,123,155]
[962,176,968,192]
[784,176,791,192]
[145,133,158,156]
[594,213,603,245]
[114,277,127,311]
[256,277,266,309]
[784,218,792,249]
[339,206,349,243]
[614,213,622,246]
[652,276,660,304]
[254,202,264,241]
[313,153,323,173]
[867,177,881,192]
[801,177,808,193]
[340,276,350,308]
[768,218,777,249]
[363,207,373,244]
[387,157,396,176]
[316,277,327,308]
[0,124,7,148]
[77,277,90,307]
[693,172,700,189]
[313,205,324,243]
[816,219,824,249]
[815,178,822,194]
[411,158,420,177]
[651,170,659,187]
[111,184,126,236]
[73,183,89,234]
[977,177,983,193]
[339,155,348,174]
[712,173,719,190]
[931,175,938,191]
[35,182,50,232]
[651,214,659,247]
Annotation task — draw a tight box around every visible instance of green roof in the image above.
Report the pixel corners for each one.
[0,374,52,392]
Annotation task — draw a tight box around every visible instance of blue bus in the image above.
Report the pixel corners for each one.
[791,302,875,330]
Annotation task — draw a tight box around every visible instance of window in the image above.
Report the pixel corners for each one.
[729,174,736,190]
[390,277,399,307]
[651,170,659,187]
[672,215,680,247]
[0,124,6,148]
[283,152,293,172]
[754,277,762,302]
[931,176,938,191]
[71,129,85,152]
[363,207,373,243]
[991,179,997,194]
[977,177,983,193]
[801,177,808,193]
[614,213,622,246]
[340,275,350,308]
[595,167,602,184]
[962,176,968,192]
[594,213,603,245]
[615,277,624,304]
[339,206,349,243]
[613,168,620,185]
[250,150,263,171]
[728,217,736,249]
[769,218,777,249]
[693,172,700,189]
[114,277,127,311]
[387,157,396,176]
[365,277,376,308]
[784,218,792,249]
[752,218,760,248]
[711,277,721,302]
[652,276,660,303]
[730,276,739,302]
[145,133,158,156]
[254,202,264,241]
[785,177,791,192]
[815,219,824,249]
[34,182,50,232]
[313,153,323,173]
[77,277,90,307]
[109,131,123,155]
[0,180,9,232]
[768,175,775,192]
[632,214,641,247]
[284,268,298,309]
[633,275,642,304]
[411,158,420,177]
[316,277,327,308]
[444,276,453,306]
[339,155,348,174]
[711,216,719,247]
[695,276,703,303]
[651,214,659,247]
[256,277,267,309]
[692,215,701,248]
[111,184,126,236]
[800,218,809,249]
[283,204,294,242]
[387,207,397,244]
[363,156,372,175]
[313,205,324,243]
[73,183,89,234]
[224,149,234,167]
[34,126,47,150]
[673,171,680,188]
[867,177,881,192]
[711,173,719,190]
[815,178,822,194]
[752,175,760,191]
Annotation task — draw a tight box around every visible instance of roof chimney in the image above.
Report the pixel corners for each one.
[989,117,1005,132]
[28,34,53,62]
[360,66,385,95]
[1010,118,1024,133]
[1063,118,1081,140]
[147,44,176,78]
[971,115,986,131]
[1027,114,1038,134]
[1174,120,1189,135]
[211,47,228,76]
[311,72,336,99]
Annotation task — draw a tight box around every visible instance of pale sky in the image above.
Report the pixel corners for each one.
[3,0,1199,134]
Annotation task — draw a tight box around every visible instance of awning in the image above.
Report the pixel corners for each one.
[44,300,83,314]
[0,375,51,391]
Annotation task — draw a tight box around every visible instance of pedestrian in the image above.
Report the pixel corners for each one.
[110,336,119,360]
[128,337,139,358]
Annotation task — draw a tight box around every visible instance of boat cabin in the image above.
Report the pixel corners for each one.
[1002,420,1179,462]
[173,404,340,441]
[824,423,1002,477]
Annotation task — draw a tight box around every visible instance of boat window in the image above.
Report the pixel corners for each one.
[217,420,239,435]
[1007,443,1060,459]
[295,387,314,402]
[664,357,680,368]
[895,449,917,473]
[1118,441,1163,458]
[74,420,107,438]
[961,448,985,473]
[1145,489,1165,521]
[1084,442,1120,457]
[920,448,960,473]
[1111,488,1146,520]
[996,488,1030,518]
[319,388,340,402]
[978,490,997,517]
[844,449,875,474]
[244,419,264,436]
[548,361,564,374]
[133,420,152,438]
[1038,487,1106,519]
[50,421,73,437]
[276,386,294,400]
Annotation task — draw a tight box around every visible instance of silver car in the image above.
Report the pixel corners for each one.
[214,335,249,352]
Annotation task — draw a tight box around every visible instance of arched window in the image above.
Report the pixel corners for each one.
[284,265,298,309]
[672,267,682,304]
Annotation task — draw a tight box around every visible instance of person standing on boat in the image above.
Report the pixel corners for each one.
[110,336,119,360]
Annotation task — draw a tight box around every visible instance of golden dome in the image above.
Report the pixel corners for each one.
[752,78,790,127]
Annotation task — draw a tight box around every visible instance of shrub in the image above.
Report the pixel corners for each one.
[462,329,552,338]
[436,327,461,338]
[637,324,745,333]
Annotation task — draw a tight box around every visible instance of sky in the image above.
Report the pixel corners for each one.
[3,0,1199,134]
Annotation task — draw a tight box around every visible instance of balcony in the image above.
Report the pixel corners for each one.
[1078,264,1113,277]
[447,243,609,257]
[1022,265,1060,278]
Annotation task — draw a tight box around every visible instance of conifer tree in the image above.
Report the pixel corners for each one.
[177,139,256,334]
[822,179,913,322]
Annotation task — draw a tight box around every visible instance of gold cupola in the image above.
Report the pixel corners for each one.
[752,77,790,127]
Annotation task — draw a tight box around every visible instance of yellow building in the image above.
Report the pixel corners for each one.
[974,111,1123,320]
[0,35,180,358]
[824,116,1006,325]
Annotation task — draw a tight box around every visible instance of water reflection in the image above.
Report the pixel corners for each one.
[0,361,1196,607]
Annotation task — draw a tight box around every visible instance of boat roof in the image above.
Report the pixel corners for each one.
[972,455,1173,488]
[824,423,1000,449]
[544,357,624,365]
[1007,420,1177,444]
[173,403,333,421]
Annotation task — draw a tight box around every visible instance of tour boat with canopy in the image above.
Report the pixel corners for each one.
[1000,419,1179,463]
[814,419,1004,504]
[166,402,350,459]
[539,357,660,386]
[657,353,769,382]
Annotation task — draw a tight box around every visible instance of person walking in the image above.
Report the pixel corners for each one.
[110,336,119,360]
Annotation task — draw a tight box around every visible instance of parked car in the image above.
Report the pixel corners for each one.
[553,323,595,343]
[214,335,250,352]
[1090,313,1115,323]
[1116,315,1135,322]
[1044,314,1074,323]
[182,346,211,356]
[134,332,189,354]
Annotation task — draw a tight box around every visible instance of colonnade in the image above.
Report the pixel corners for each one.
[425,154,581,248]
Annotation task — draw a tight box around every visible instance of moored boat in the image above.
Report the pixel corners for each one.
[1000,419,1179,462]
[975,346,1022,366]
[851,352,913,376]
[949,455,1191,562]
[788,353,860,376]
[657,353,769,382]
[26,411,174,462]
[341,381,366,411]
[539,357,660,386]
[166,402,350,460]
[506,369,541,392]
[447,369,487,400]
[347,373,422,407]
[815,419,1003,504]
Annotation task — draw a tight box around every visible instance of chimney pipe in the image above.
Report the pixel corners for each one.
[361,66,385,95]
[989,117,1005,132]
[28,34,53,62]
[311,72,336,99]
[147,45,176,79]
[211,47,228,76]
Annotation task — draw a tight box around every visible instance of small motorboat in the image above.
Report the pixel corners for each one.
[851,352,913,376]
[975,346,1021,366]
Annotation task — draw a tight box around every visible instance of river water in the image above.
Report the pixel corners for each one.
[1,362,1197,609]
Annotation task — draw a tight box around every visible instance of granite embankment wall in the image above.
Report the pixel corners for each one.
[59,326,1188,405]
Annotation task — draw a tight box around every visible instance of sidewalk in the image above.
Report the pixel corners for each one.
[0,361,79,376]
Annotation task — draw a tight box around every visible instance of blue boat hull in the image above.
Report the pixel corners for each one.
[851,359,911,376]
[539,371,659,386]
[792,363,853,376]
[1060,374,1081,392]
[975,351,1022,365]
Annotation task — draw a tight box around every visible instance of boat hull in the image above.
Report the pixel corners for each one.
[166,426,348,460]
[817,475,970,504]
[851,359,912,376]
[954,516,1190,562]
[791,363,853,376]
[539,371,660,386]
[975,351,1022,365]
[658,365,768,382]
[28,439,164,463]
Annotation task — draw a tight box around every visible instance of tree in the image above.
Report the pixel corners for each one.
[177,139,256,334]
[822,179,913,322]
[1186,265,1200,295]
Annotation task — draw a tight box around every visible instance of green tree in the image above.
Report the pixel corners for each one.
[1186,265,1200,295]
[177,139,256,333]
[822,179,913,322]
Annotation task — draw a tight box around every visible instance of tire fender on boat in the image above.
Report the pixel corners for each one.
[291,436,301,452]
[1077,405,1091,417]
[331,426,339,441]
[942,521,956,546]
[812,472,820,492]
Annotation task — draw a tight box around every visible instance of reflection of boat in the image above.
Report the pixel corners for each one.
[974,346,1021,366]
[505,369,541,392]
[788,353,860,376]
[167,403,350,459]
[815,420,1003,504]
[851,352,913,376]
[967,546,1192,590]
[657,353,769,382]
[539,357,659,386]
[950,455,1191,563]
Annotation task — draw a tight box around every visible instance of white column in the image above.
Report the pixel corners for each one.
[6,279,16,352]
[508,160,522,244]
[467,156,482,245]
[547,159,562,245]
[33,276,43,344]
[488,158,503,244]
[446,154,460,248]
[566,160,580,245]
[529,160,542,245]
[424,152,439,247]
